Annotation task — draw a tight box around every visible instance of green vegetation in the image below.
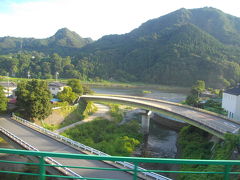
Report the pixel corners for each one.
[15,80,52,121]
[0,28,92,56]
[57,86,77,104]
[178,125,240,180]
[74,8,240,88]
[203,100,227,115]
[142,90,152,94]
[184,80,227,115]
[1,8,240,87]
[42,101,97,130]
[67,79,84,95]
[61,104,142,156]
[0,85,8,113]
[0,137,6,143]
[58,100,97,128]
[185,80,205,107]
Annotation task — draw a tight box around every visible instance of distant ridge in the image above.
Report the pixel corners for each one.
[0,28,93,56]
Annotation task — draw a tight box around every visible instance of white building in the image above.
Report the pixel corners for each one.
[48,82,67,96]
[222,87,240,120]
[0,82,17,97]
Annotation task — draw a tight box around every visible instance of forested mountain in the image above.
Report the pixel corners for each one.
[0,28,93,56]
[76,7,240,87]
[1,7,240,88]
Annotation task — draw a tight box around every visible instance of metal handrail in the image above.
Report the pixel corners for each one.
[0,148,240,180]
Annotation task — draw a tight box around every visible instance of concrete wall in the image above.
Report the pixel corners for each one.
[49,86,65,96]
[222,93,238,119]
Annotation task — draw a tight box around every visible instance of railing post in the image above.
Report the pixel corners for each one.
[224,165,231,180]
[39,156,46,180]
[133,162,138,180]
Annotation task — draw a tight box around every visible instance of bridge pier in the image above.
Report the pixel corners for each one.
[141,110,152,135]
[140,110,152,156]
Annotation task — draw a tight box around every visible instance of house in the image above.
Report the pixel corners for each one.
[0,82,17,97]
[48,82,67,96]
[222,86,240,120]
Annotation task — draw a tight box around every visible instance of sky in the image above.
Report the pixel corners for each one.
[0,0,239,40]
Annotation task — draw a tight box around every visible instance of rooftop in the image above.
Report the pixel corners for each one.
[48,82,66,87]
[0,82,17,88]
[224,86,240,96]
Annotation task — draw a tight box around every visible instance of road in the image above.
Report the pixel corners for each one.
[0,116,134,179]
[81,95,240,135]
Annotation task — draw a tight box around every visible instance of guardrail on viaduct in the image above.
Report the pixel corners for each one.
[0,127,83,179]
[11,113,171,180]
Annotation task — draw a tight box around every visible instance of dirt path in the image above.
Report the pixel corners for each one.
[55,103,110,133]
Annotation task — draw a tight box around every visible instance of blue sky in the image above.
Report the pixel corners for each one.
[0,0,239,40]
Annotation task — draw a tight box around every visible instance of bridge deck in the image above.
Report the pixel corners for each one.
[0,116,133,179]
[82,95,240,137]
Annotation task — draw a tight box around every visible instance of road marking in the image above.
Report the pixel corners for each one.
[224,122,237,128]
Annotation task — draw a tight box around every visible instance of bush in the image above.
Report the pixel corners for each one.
[62,119,142,156]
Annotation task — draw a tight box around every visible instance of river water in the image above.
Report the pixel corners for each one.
[92,87,187,159]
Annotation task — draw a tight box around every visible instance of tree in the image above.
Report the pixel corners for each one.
[82,84,93,94]
[57,86,77,104]
[67,79,83,95]
[185,95,200,107]
[16,80,52,121]
[0,85,8,113]
[191,80,205,97]
[185,80,205,107]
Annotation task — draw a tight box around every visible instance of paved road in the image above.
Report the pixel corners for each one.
[0,116,133,179]
[82,95,240,136]
[55,103,110,133]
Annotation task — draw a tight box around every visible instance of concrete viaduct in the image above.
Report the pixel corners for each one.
[80,94,240,139]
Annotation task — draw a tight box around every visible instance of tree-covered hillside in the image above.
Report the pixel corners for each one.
[0,28,93,56]
[76,7,240,87]
[1,7,240,88]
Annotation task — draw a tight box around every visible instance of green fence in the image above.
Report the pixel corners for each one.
[0,148,240,180]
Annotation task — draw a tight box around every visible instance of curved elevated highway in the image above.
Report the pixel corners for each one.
[81,95,240,139]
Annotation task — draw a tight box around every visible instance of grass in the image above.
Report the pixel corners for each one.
[0,137,6,143]
[42,101,97,131]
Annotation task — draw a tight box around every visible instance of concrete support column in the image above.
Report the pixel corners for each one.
[141,110,152,135]
[140,110,152,156]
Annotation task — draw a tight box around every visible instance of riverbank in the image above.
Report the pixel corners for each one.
[85,81,190,93]
[55,103,110,133]
[3,77,190,93]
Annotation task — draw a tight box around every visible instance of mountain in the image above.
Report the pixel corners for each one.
[75,7,240,87]
[0,28,93,56]
[1,7,240,88]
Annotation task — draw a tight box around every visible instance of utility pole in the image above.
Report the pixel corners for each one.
[55,72,59,82]
[27,71,30,79]
[7,72,9,97]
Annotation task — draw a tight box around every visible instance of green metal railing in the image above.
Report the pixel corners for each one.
[0,148,240,180]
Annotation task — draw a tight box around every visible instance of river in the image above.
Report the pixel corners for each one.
[92,86,187,159]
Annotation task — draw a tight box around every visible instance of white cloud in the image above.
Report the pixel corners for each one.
[0,0,239,40]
